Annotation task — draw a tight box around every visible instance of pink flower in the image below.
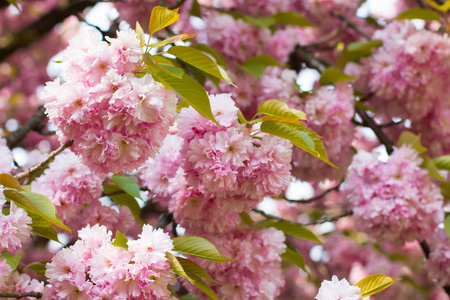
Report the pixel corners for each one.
[0,189,32,254]
[184,227,286,300]
[315,276,367,300]
[342,145,444,245]
[41,28,177,174]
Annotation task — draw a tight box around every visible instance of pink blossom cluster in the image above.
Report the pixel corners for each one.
[184,226,286,299]
[315,276,367,300]
[174,94,292,234]
[207,66,301,119]
[41,28,177,174]
[0,258,11,288]
[43,224,176,299]
[292,83,355,181]
[214,0,291,16]
[293,0,373,45]
[138,134,185,206]
[202,13,271,64]
[346,21,450,122]
[31,151,132,236]
[426,229,450,286]
[341,145,444,245]
[0,271,44,299]
[0,186,32,254]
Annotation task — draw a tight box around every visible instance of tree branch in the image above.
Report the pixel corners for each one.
[332,13,371,41]
[288,45,330,73]
[0,0,117,62]
[14,140,73,182]
[356,108,394,154]
[0,292,42,299]
[5,105,47,149]
[252,208,352,226]
[275,184,341,204]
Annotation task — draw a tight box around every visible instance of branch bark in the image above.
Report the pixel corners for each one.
[0,292,42,299]
[5,105,47,149]
[0,0,116,62]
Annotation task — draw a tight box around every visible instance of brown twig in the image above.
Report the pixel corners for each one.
[0,292,42,299]
[0,0,119,62]
[14,140,73,181]
[252,208,352,226]
[276,184,341,204]
[5,105,47,149]
[332,13,371,41]
[288,45,330,73]
[356,108,394,155]
[155,212,174,229]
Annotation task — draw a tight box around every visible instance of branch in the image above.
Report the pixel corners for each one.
[332,13,371,41]
[5,105,47,149]
[275,184,341,204]
[252,208,352,226]
[288,45,330,73]
[14,140,73,181]
[356,108,394,154]
[0,292,42,299]
[155,212,173,229]
[0,0,116,62]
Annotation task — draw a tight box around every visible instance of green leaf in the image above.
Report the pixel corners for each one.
[149,6,180,35]
[27,210,60,242]
[190,44,228,67]
[336,40,383,68]
[187,273,219,300]
[190,0,202,18]
[241,55,282,78]
[149,33,198,48]
[5,190,69,232]
[281,243,307,272]
[397,131,427,154]
[177,257,221,284]
[6,0,18,8]
[355,274,401,297]
[1,252,23,274]
[153,72,218,125]
[258,99,307,120]
[440,182,450,199]
[168,285,178,299]
[433,155,450,171]
[103,184,141,221]
[135,21,146,47]
[261,220,323,244]
[111,175,142,199]
[167,254,220,300]
[172,236,235,262]
[180,295,202,300]
[25,260,50,277]
[444,215,450,239]
[160,64,184,78]
[396,8,440,21]
[421,156,445,181]
[272,12,314,27]
[167,46,235,86]
[237,109,250,124]
[244,15,275,27]
[239,211,255,226]
[426,0,450,12]
[167,252,195,284]
[0,173,25,191]
[319,67,356,85]
[143,53,180,78]
[112,231,129,249]
[260,120,336,167]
